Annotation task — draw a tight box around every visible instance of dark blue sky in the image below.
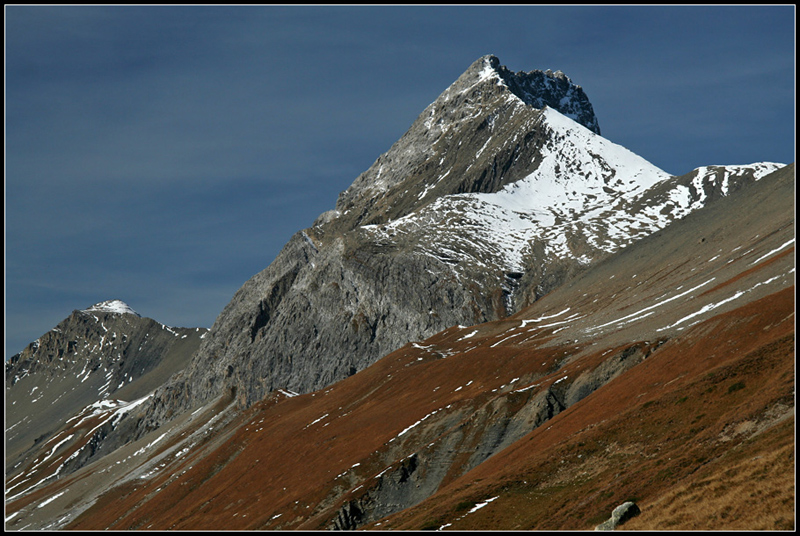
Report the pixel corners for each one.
[5,5,795,356]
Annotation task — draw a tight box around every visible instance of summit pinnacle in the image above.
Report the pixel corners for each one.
[331,55,601,230]
[462,55,600,134]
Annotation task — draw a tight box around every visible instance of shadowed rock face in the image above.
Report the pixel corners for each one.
[491,56,601,136]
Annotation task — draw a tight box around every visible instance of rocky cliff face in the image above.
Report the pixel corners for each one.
[158,56,608,412]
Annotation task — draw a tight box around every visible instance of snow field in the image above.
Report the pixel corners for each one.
[363,104,783,299]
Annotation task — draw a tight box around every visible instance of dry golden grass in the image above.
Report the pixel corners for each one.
[622,418,795,531]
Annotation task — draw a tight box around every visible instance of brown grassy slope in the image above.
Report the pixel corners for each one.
[377,286,795,531]
[64,323,577,530]
[64,281,794,531]
[621,418,794,530]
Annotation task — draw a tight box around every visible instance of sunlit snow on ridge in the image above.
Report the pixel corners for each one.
[463,106,707,265]
[363,107,784,278]
[364,105,670,270]
[82,299,140,316]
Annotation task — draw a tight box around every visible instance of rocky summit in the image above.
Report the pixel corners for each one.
[4,56,794,531]
[132,53,628,421]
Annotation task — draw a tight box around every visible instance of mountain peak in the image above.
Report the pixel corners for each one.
[460,55,600,134]
[331,56,603,229]
[81,299,140,316]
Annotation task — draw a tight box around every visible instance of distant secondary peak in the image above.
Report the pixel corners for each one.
[470,55,601,135]
[82,299,140,316]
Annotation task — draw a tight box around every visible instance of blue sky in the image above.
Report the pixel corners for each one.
[5,5,795,356]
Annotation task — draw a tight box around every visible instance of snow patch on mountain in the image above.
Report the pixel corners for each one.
[652,162,786,221]
[458,106,673,264]
[82,300,140,317]
[361,107,785,282]
[362,106,670,271]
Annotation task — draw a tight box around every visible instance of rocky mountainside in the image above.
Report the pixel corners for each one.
[5,164,793,531]
[6,55,784,487]
[4,55,793,531]
[134,55,783,426]
[170,56,610,411]
[5,300,207,480]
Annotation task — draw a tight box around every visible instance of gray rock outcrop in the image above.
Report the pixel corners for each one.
[595,501,641,530]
